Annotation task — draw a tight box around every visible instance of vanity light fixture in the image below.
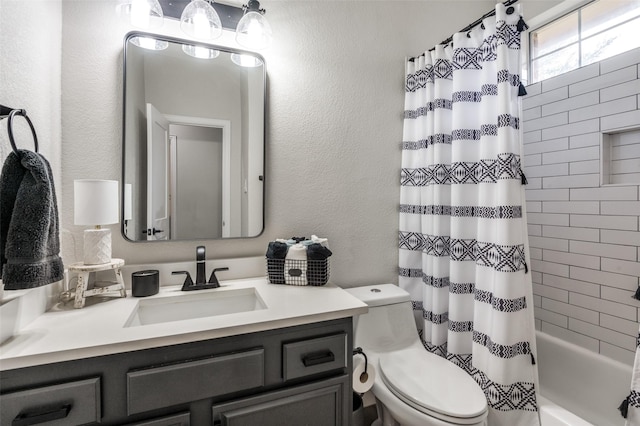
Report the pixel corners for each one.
[116,0,164,29]
[74,180,119,265]
[180,0,223,40]
[235,0,272,50]
[119,1,273,50]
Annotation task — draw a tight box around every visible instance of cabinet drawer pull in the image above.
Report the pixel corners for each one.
[302,350,335,367]
[12,404,71,426]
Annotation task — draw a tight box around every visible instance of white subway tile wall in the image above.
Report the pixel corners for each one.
[523,47,640,366]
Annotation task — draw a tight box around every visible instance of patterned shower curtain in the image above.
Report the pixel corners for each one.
[398,4,540,426]
[622,330,640,424]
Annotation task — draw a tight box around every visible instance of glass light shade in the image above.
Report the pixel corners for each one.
[180,0,223,40]
[116,0,163,29]
[182,44,220,59]
[230,53,263,67]
[130,36,168,50]
[74,180,119,226]
[235,11,272,50]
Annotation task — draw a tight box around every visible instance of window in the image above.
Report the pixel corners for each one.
[528,0,640,83]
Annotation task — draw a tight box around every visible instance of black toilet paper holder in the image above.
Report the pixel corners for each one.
[353,347,368,376]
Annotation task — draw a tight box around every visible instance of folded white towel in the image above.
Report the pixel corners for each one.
[285,244,307,260]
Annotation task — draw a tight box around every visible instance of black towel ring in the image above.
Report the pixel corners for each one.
[2,107,39,154]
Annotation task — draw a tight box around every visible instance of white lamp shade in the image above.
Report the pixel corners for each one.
[124,184,133,221]
[74,180,119,226]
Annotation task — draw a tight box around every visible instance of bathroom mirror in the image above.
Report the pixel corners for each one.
[122,32,265,242]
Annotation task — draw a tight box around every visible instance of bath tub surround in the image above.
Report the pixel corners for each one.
[537,330,631,426]
[538,396,593,426]
[355,328,633,426]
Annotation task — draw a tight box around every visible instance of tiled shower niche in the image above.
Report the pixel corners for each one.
[602,128,640,185]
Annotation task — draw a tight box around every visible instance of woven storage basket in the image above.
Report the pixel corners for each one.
[266,258,330,286]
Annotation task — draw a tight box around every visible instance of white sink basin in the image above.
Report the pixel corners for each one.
[124,287,266,327]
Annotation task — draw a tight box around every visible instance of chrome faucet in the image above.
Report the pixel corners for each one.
[172,246,229,291]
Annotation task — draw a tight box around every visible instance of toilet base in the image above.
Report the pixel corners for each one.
[375,398,399,426]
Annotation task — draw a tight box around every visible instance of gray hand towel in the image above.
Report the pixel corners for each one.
[1,150,64,289]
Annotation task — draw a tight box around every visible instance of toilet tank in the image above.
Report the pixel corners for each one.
[346,284,421,352]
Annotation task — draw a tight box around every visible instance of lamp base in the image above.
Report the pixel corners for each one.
[83,228,112,265]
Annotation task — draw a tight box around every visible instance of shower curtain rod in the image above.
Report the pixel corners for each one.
[437,0,520,47]
[409,0,520,60]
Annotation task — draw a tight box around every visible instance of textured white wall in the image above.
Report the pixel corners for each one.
[57,0,556,286]
[0,0,62,187]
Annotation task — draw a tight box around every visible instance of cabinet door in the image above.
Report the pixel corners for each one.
[212,375,349,426]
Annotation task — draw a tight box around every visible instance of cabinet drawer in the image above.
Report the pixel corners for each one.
[127,348,264,415]
[283,333,347,380]
[0,377,100,426]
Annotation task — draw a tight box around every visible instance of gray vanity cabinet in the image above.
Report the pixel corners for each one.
[0,318,353,426]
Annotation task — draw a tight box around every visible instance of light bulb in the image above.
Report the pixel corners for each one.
[193,11,210,39]
[247,18,263,44]
[131,0,150,28]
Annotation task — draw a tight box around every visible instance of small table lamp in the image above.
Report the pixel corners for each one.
[74,179,119,265]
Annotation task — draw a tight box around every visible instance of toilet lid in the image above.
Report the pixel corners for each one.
[378,347,487,423]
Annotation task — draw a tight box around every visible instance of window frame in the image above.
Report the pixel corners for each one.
[521,0,640,85]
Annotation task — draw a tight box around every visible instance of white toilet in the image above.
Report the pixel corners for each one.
[346,284,488,426]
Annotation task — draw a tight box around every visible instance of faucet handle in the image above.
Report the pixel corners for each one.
[172,271,194,290]
[208,267,229,287]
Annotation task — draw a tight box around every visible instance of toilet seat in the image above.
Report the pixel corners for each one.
[378,347,487,425]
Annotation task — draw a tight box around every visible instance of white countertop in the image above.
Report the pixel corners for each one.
[0,277,367,371]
